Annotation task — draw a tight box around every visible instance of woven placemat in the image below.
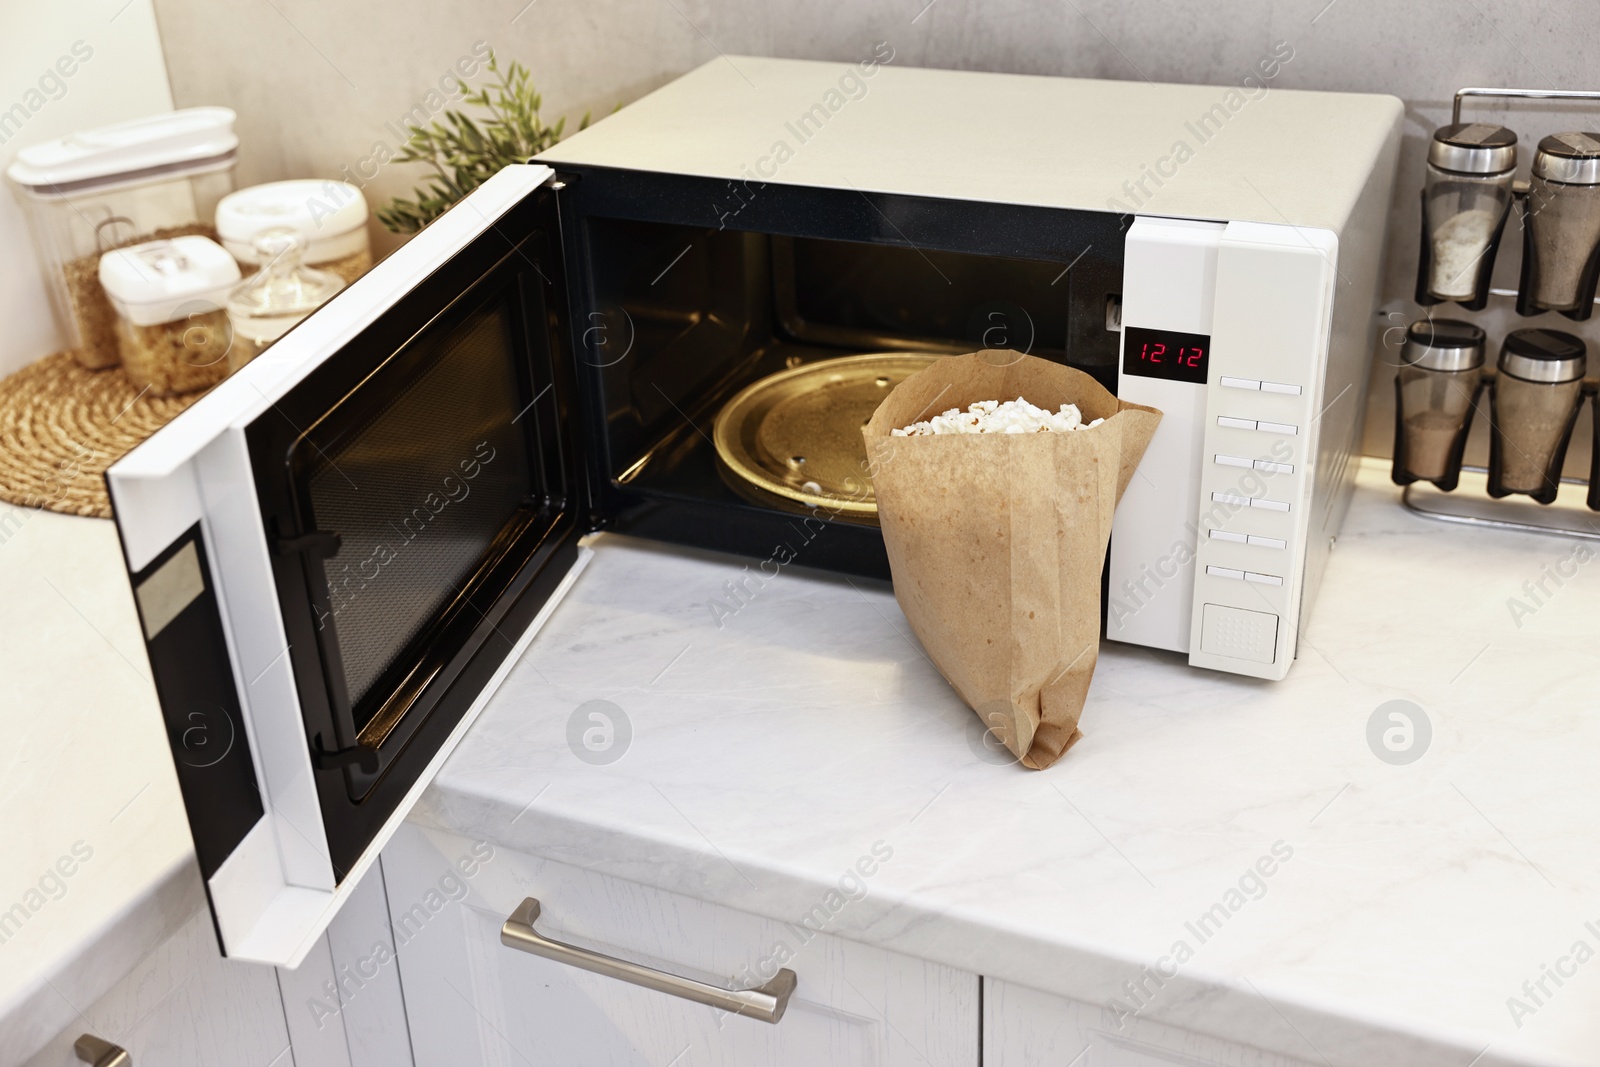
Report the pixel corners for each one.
[0,352,206,519]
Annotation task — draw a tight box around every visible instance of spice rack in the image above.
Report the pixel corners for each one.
[1398,85,1600,541]
[1402,364,1600,540]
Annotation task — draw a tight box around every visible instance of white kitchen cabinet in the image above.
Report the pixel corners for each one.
[983,979,1317,1067]
[382,822,978,1067]
[20,905,290,1067]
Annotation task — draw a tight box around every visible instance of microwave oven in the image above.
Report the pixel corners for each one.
[105,56,1400,965]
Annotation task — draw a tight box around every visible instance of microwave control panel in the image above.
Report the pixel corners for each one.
[1190,221,1336,680]
[1110,217,1336,681]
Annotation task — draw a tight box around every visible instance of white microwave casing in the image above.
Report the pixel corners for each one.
[105,58,1401,967]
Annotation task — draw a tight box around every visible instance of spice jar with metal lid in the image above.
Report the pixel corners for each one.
[1391,318,1485,490]
[1518,133,1600,320]
[1488,328,1587,503]
[1416,123,1518,308]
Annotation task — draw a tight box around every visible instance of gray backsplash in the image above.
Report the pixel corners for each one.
[151,0,1600,474]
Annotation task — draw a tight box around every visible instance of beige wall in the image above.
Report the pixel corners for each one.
[149,0,1600,466]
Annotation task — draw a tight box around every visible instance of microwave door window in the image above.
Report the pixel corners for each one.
[305,304,532,720]
[273,247,576,812]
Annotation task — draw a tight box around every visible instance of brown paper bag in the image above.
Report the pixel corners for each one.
[863,351,1161,770]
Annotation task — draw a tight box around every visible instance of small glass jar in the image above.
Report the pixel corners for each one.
[5,108,237,370]
[1519,133,1600,320]
[1416,123,1518,307]
[1392,319,1485,490]
[1488,328,1587,503]
[225,229,345,372]
[98,236,240,396]
[217,180,371,287]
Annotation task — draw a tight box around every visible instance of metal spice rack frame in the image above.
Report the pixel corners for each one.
[1399,86,1600,541]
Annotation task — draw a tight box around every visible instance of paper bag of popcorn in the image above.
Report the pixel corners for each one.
[863,351,1161,770]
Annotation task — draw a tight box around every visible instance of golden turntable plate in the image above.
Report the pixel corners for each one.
[713,352,939,519]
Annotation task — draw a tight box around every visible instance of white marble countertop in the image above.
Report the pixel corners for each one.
[0,506,201,1063]
[415,457,1600,1067]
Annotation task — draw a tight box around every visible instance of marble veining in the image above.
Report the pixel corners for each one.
[0,507,201,1063]
[417,459,1600,1067]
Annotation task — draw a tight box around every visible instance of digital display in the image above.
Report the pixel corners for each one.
[1122,326,1211,385]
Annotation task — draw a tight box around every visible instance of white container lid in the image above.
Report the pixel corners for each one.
[6,108,237,194]
[99,236,242,327]
[216,180,369,264]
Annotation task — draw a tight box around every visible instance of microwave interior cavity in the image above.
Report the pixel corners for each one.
[563,170,1126,573]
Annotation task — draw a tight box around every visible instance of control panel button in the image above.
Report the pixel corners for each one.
[1249,498,1291,512]
[1219,376,1261,390]
[1245,571,1283,586]
[1217,416,1257,430]
[1260,381,1302,395]
[1257,420,1298,435]
[1215,454,1253,468]
[1253,459,1294,474]
[1209,529,1248,543]
[1200,603,1278,664]
[1206,565,1245,580]
[1211,492,1252,506]
[1247,534,1287,549]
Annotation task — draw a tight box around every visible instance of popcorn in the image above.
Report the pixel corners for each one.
[891,397,1106,436]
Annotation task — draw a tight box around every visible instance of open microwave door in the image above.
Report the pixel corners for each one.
[106,165,586,967]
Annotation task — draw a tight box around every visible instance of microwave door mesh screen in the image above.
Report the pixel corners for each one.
[305,303,534,720]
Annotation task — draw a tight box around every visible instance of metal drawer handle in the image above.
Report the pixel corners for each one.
[74,1035,131,1067]
[500,897,797,1024]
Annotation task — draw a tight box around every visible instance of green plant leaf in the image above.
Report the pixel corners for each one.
[378,53,607,233]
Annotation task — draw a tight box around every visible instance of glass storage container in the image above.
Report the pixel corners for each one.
[216,180,371,286]
[1488,328,1587,503]
[99,235,240,396]
[1518,132,1600,320]
[1416,123,1518,308]
[5,108,238,370]
[225,228,345,372]
[1391,318,1485,490]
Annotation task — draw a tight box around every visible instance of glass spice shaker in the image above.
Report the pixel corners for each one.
[225,228,344,373]
[1391,319,1485,491]
[1518,133,1600,321]
[1488,328,1587,504]
[1416,123,1518,308]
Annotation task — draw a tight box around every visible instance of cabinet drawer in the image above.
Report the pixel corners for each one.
[383,823,978,1067]
[984,979,1317,1067]
[21,905,288,1067]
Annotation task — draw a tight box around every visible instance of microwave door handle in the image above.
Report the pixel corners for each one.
[273,529,342,557]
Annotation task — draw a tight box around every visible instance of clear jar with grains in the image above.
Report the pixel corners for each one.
[5,109,238,370]
[1488,328,1587,504]
[98,236,240,396]
[1519,132,1600,320]
[1391,319,1485,490]
[1416,123,1518,307]
[216,180,371,287]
